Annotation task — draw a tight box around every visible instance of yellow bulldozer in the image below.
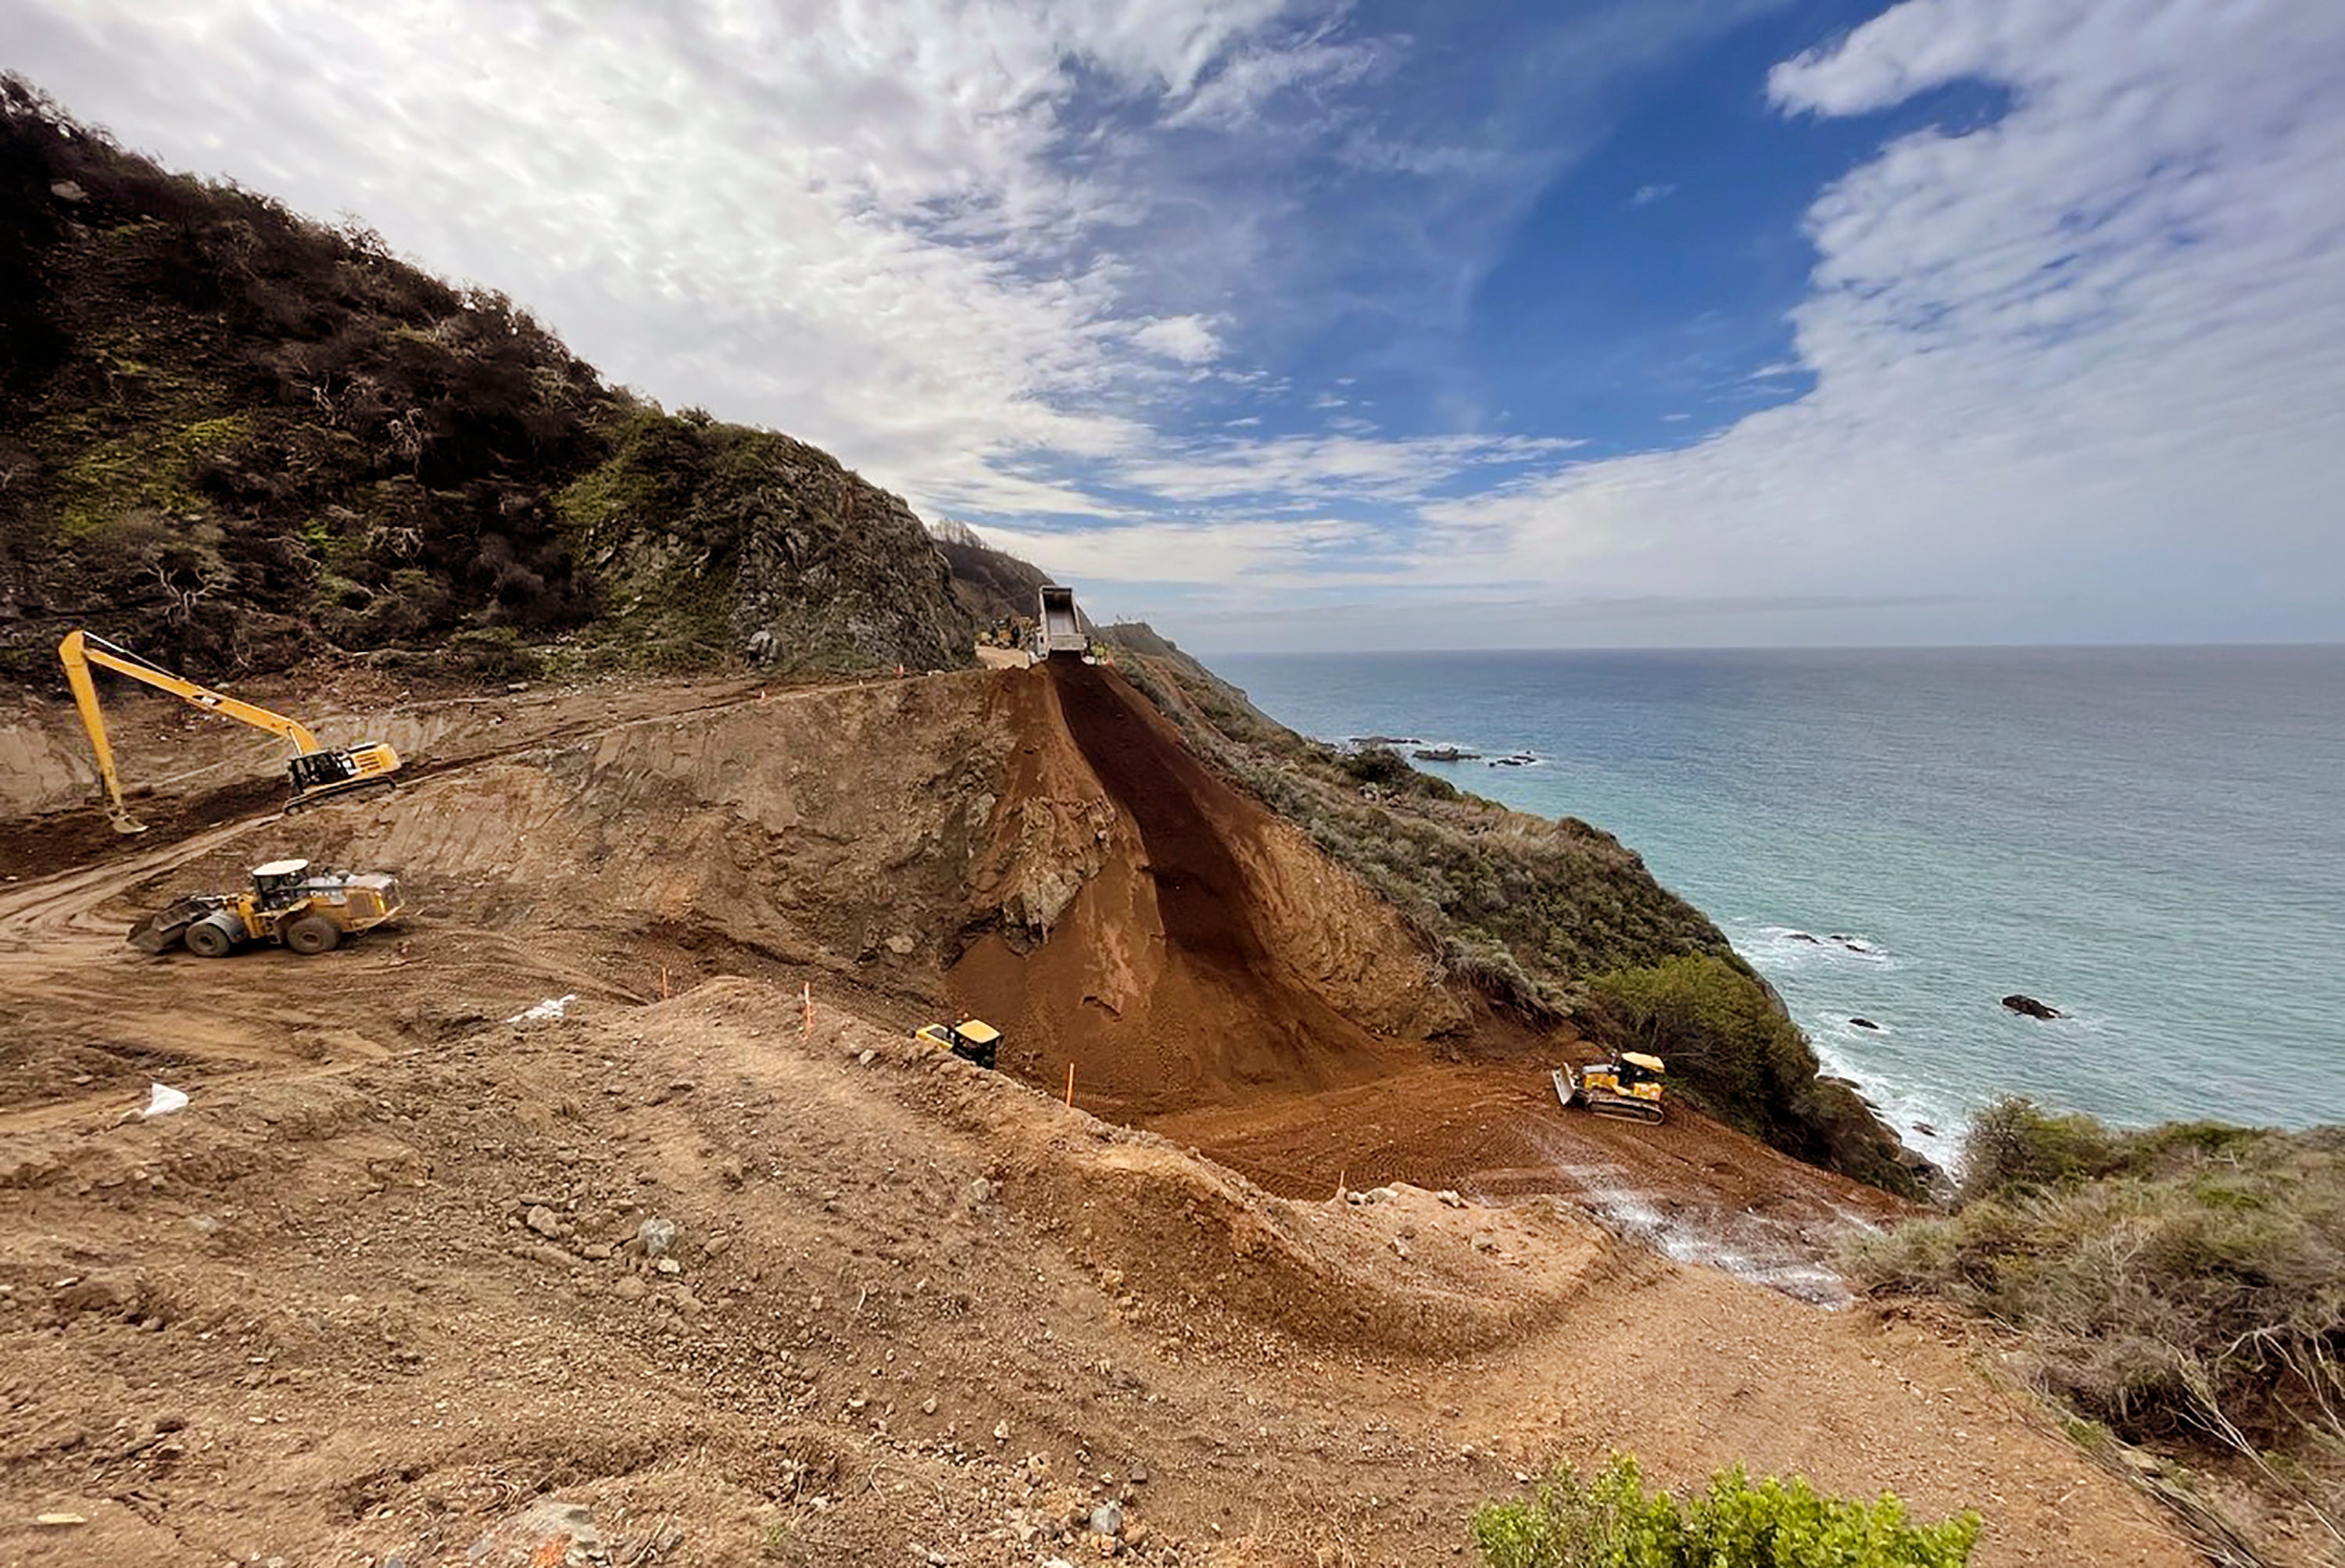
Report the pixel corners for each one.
[1552,1051,1667,1124]
[128,859,406,958]
[913,1016,1001,1070]
[60,628,400,834]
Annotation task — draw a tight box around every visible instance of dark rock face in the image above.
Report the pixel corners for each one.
[1849,1017,1881,1030]
[2002,993,2064,1020]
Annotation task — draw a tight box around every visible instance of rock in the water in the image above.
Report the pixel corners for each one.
[1849,1018,1881,1031]
[1785,931,1821,944]
[2001,993,2064,1020]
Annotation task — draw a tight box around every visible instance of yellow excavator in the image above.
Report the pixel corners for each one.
[59,629,401,835]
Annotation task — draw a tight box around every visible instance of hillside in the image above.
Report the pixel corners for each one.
[1097,624,1931,1197]
[930,517,1059,632]
[0,77,976,682]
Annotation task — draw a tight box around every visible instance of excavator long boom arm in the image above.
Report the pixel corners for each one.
[59,629,328,832]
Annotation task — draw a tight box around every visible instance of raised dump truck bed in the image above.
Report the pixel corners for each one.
[1036,585,1087,659]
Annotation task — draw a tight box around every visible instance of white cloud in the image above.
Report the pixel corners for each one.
[1130,313,1224,364]
[1631,181,1676,205]
[1112,431,1584,509]
[979,516,1386,585]
[1389,0,2345,637]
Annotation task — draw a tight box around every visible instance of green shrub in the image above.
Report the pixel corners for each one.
[1473,1454,1980,1568]
[1955,1096,2126,1200]
[1589,957,1819,1144]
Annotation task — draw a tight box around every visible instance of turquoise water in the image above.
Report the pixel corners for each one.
[1208,646,2345,1162]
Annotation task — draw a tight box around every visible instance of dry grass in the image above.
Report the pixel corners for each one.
[1843,1101,2345,1548]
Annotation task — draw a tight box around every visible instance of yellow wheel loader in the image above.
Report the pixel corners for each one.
[1553,1051,1667,1124]
[60,629,400,834]
[913,1016,1001,1069]
[128,859,405,958]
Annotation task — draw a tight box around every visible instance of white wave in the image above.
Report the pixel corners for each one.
[1806,1022,1972,1172]
[1732,923,1899,970]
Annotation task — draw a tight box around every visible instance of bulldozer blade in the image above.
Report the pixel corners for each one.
[1551,1068,1576,1109]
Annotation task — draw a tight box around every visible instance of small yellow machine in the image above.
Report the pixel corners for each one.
[913,1016,1001,1070]
[60,628,400,834]
[129,859,406,958]
[1553,1051,1667,1124]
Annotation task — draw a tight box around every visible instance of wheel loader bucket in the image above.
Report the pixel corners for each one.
[127,896,216,954]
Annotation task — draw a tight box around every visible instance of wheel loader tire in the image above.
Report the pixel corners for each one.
[283,915,341,955]
[185,909,242,961]
[183,917,238,959]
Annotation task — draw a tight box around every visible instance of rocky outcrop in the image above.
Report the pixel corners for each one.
[560,413,976,674]
[2002,993,2064,1020]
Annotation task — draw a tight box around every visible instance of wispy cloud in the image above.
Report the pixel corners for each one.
[1631,181,1677,205]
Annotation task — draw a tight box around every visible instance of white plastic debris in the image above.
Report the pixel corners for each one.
[143,1082,189,1118]
[506,994,578,1024]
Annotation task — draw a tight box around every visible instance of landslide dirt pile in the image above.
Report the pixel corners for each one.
[958,660,1462,1123]
[0,80,979,681]
[0,666,2221,1564]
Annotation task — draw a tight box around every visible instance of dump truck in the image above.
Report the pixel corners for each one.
[129,859,406,958]
[912,1016,1001,1069]
[1033,585,1088,660]
[60,629,400,833]
[1552,1052,1667,1124]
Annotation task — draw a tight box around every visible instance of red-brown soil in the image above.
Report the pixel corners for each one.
[0,664,2224,1566]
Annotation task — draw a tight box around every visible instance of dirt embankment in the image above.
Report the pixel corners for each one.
[956,662,1457,1122]
[0,663,2222,1565]
[0,984,2196,1568]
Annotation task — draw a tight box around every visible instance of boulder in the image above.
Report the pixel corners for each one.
[1849,1018,1881,1031]
[2001,993,2064,1020]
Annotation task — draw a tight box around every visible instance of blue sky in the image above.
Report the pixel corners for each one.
[12,0,2345,650]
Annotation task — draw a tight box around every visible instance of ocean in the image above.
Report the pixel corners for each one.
[1208,646,2345,1164]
